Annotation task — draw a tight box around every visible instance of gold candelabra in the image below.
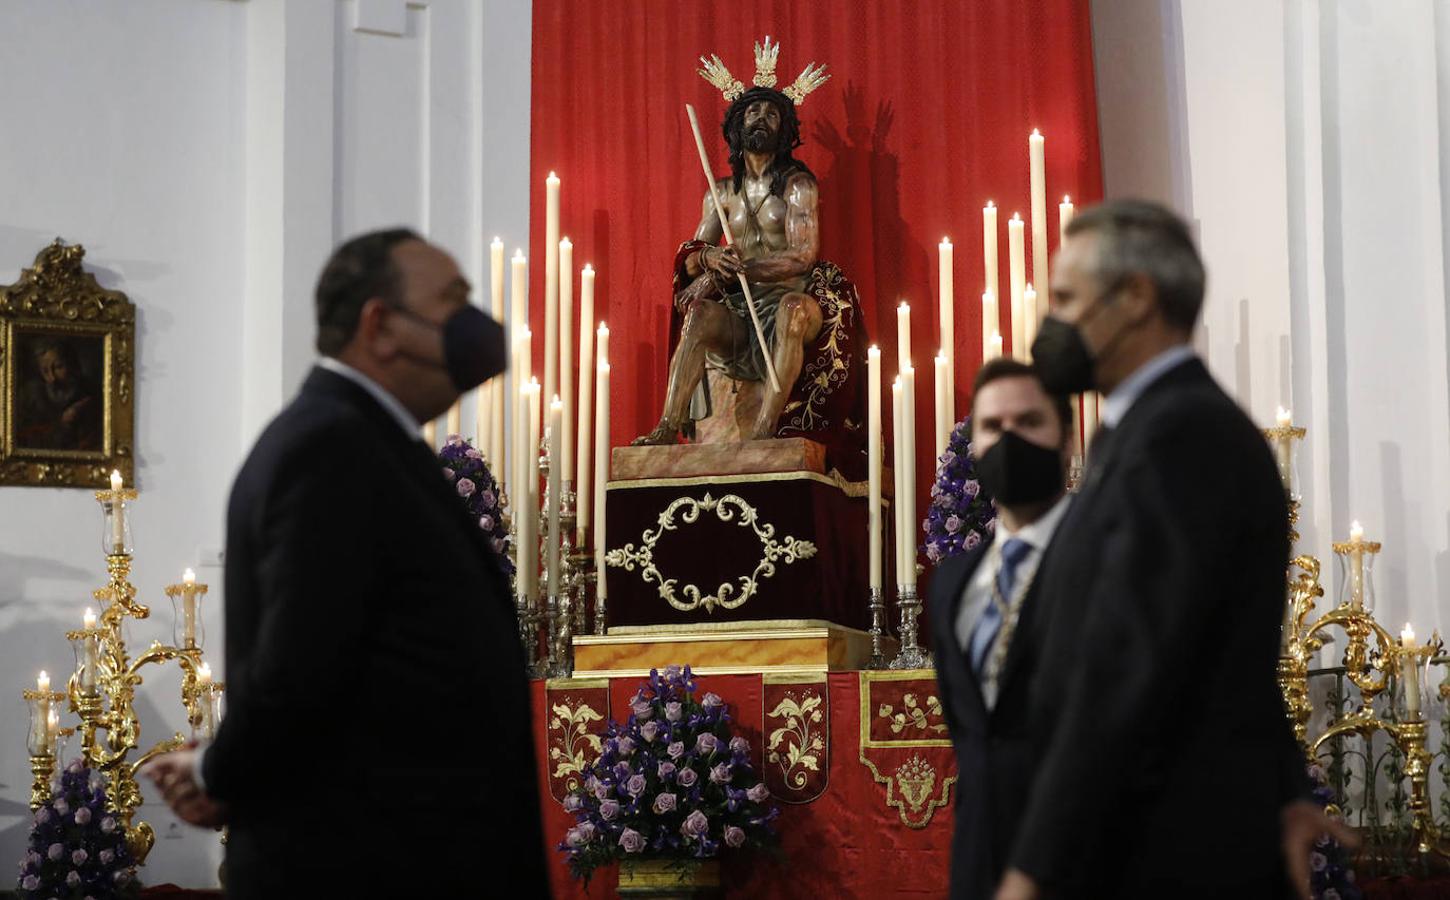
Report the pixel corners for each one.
[18,472,224,866]
[1268,416,1449,861]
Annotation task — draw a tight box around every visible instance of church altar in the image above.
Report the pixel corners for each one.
[532,670,956,898]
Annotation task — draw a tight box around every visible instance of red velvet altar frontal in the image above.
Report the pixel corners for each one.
[532,670,955,899]
[603,473,881,631]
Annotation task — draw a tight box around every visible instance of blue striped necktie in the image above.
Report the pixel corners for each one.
[969,537,1032,677]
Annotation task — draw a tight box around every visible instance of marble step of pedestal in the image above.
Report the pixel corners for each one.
[571,619,896,679]
[611,436,826,481]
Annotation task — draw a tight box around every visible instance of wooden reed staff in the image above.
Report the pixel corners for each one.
[684,103,782,393]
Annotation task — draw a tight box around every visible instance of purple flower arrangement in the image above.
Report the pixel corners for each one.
[436,434,513,577]
[559,665,779,883]
[922,416,997,565]
[16,759,139,899]
[1307,762,1360,900]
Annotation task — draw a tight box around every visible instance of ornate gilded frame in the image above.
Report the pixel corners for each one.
[0,239,135,487]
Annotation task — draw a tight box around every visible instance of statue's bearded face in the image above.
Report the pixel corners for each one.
[742,98,783,153]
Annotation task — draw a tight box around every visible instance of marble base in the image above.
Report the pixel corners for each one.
[571,619,893,679]
[611,436,826,481]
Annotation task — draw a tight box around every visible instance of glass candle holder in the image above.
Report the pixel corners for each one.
[1331,525,1380,611]
[1395,626,1441,721]
[23,692,52,756]
[195,684,224,741]
[101,499,133,556]
[68,629,103,697]
[166,572,208,650]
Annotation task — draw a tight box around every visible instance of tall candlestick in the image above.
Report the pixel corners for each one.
[983,201,999,308]
[558,238,575,486]
[1029,130,1049,298]
[544,173,561,419]
[896,301,912,372]
[934,353,951,459]
[527,380,542,601]
[546,396,563,597]
[1008,214,1026,358]
[487,238,506,477]
[511,249,528,500]
[867,346,883,591]
[1060,195,1075,243]
[981,292,998,363]
[109,470,126,551]
[515,383,532,609]
[594,362,610,604]
[938,238,954,420]
[596,323,610,370]
[575,266,596,546]
[892,378,905,586]
[901,366,918,589]
[1023,283,1038,355]
[1401,623,1422,717]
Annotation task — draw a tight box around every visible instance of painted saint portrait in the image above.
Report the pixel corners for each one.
[13,331,106,453]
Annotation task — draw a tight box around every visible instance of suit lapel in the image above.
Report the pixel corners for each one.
[935,545,989,729]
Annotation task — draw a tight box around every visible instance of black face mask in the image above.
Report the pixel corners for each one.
[393,305,506,392]
[974,430,1065,507]
[1031,316,1096,395]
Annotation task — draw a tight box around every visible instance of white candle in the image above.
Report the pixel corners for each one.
[558,238,575,487]
[515,382,532,609]
[867,346,883,591]
[1083,391,1098,450]
[37,671,50,694]
[1348,520,1365,607]
[1059,195,1075,243]
[897,301,912,372]
[594,362,610,603]
[109,470,126,551]
[1008,214,1026,358]
[511,249,528,499]
[575,265,596,546]
[46,709,58,751]
[901,366,918,589]
[1273,406,1294,493]
[182,568,198,648]
[934,352,951,460]
[1023,283,1038,356]
[83,607,97,630]
[981,292,998,363]
[990,332,1003,360]
[938,238,954,417]
[1401,623,1422,717]
[983,201,999,307]
[597,322,610,369]
[197,661,213,686]
[1029,130,1049,298]
[486,237,506,478]
[892,378,905,586]
[1071,395,1083,459]
[547,395,563,595]
[544,173,561,419]
[527,380,542,601]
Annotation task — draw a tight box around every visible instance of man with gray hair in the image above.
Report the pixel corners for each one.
[993,200,1355,899]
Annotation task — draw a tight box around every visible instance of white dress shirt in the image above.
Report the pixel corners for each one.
[1099,344,1196,429]
[954,494,1072,708]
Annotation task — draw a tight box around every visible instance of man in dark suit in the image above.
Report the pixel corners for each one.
[929,358,1075,899]
[995,200,1353,899]
[144,229,549,897]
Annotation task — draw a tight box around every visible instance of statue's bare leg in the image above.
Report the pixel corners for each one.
[751,292,822,439]
[632,299,745,445]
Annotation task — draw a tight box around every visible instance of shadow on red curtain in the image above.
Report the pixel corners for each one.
[529,0,1102,566]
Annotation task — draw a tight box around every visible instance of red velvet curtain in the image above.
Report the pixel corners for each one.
[530,0,1102,552]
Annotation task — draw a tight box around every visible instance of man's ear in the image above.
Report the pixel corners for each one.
[356,299,397,361]
[1118,272,1156,325]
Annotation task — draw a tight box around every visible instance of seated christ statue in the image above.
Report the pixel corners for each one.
[634,39,867,480]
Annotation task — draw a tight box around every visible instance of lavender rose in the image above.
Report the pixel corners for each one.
[729,736,749,755]
[72,848,88,865]
[1310,851,1327,873]
[480,488,497,509]
[619,827,646,853]
[626,774,648,797]
[34,808,50,825]
[664,701,683,722]
[631,699,653,720]
[600,798,620,821]
[74,805,92,825]
[657,761,676,779]
[21,875,38,891]
[442,467,455,480]
[456,477,476,497]
[616,736,636,757]
[945,514,962,534]
[478,514,495,532]
[53,798,68,816]
[563,794,583,813]
[100,816,115,833]
[47,843,64,861]
[725,825,746,848]
[963,478,980,498]
[964,530,982,550]
[465,447,483,459]
[640,720,660,742]
[701,692,723,710]
[667,741,685,759]
[747,783,770,802]
[99,849,115,865]
[696,732,719,756]
[594,781,612,801]
[566,827,588,848]
[710,762,732,784]
[677,767,698,788]
[680,809,710,840]
[66,871,81,888]
[652,792,678,814]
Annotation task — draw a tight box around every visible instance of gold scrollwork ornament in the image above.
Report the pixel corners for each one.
[604,492,817,613]
[766,691,826,792]
[548,700,604,793]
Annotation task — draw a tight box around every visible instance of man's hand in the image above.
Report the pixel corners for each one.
[141,749,228,829]
[702,246,745,279]
[994,868,1040,900]
[1283,799,1359,900]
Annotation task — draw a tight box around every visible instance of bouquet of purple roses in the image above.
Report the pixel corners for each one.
[1307,761,1361,900]
[922,416,997,565]
[559,665,780,883]
[436,434,513,577]
[16,759,139,900]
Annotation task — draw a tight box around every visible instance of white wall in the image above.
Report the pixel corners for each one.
[1092,0,1450,642]
[0,0,531,886]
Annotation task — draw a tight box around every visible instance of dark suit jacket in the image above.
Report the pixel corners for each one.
[203,367,548,898]
[930,538,1056,900]
[1009,358,1306,898]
